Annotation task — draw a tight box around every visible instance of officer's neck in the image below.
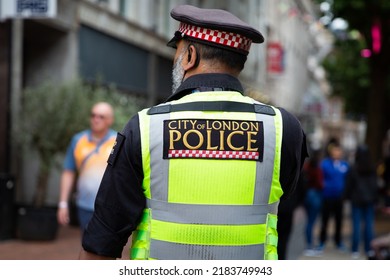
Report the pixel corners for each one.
[184,60,240,80]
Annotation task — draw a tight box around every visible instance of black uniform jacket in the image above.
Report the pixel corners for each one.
[82,73,308,258]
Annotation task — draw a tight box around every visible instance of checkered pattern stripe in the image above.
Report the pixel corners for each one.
[168,149,259,160]
[178,23,252,52]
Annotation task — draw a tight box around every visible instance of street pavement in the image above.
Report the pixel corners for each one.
[291,205,390,260]
[0,204,388,260]
[0,225,132,260]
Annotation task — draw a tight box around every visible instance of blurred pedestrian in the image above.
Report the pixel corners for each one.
[318,142,349,252]
[302,149,323,256]
[79,4,308,260]
[57,102,116,231]
[344,145,379,258]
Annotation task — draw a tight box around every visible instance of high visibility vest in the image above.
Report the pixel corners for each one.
[131,91,283,260]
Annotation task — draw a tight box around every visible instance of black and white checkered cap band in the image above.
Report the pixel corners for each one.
[178,23,252,52]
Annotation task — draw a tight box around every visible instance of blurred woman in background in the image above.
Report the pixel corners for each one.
[344,145,379,259]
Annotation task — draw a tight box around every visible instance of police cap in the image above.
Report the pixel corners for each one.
[167,5,264,55]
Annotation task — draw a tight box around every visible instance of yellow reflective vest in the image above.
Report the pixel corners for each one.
[131,91,283,260]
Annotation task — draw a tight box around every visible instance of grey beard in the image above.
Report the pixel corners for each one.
[172,52,185,94]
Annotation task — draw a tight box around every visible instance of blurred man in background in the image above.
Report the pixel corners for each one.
[57,102,116,231]
[318,142,349,252]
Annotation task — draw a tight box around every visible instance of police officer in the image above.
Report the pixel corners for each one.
[80,4,308,260]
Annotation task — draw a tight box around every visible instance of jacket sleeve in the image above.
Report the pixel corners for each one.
[278,108,309,200]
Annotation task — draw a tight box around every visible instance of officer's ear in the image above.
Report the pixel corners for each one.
[184,44,200,70]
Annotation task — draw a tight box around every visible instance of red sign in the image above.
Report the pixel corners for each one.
[267,42,284,75]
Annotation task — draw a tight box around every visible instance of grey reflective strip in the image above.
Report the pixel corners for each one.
[149,113,170,201]
[147,199,278,225]
[253,104,277,204]
[150,239,264,260]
